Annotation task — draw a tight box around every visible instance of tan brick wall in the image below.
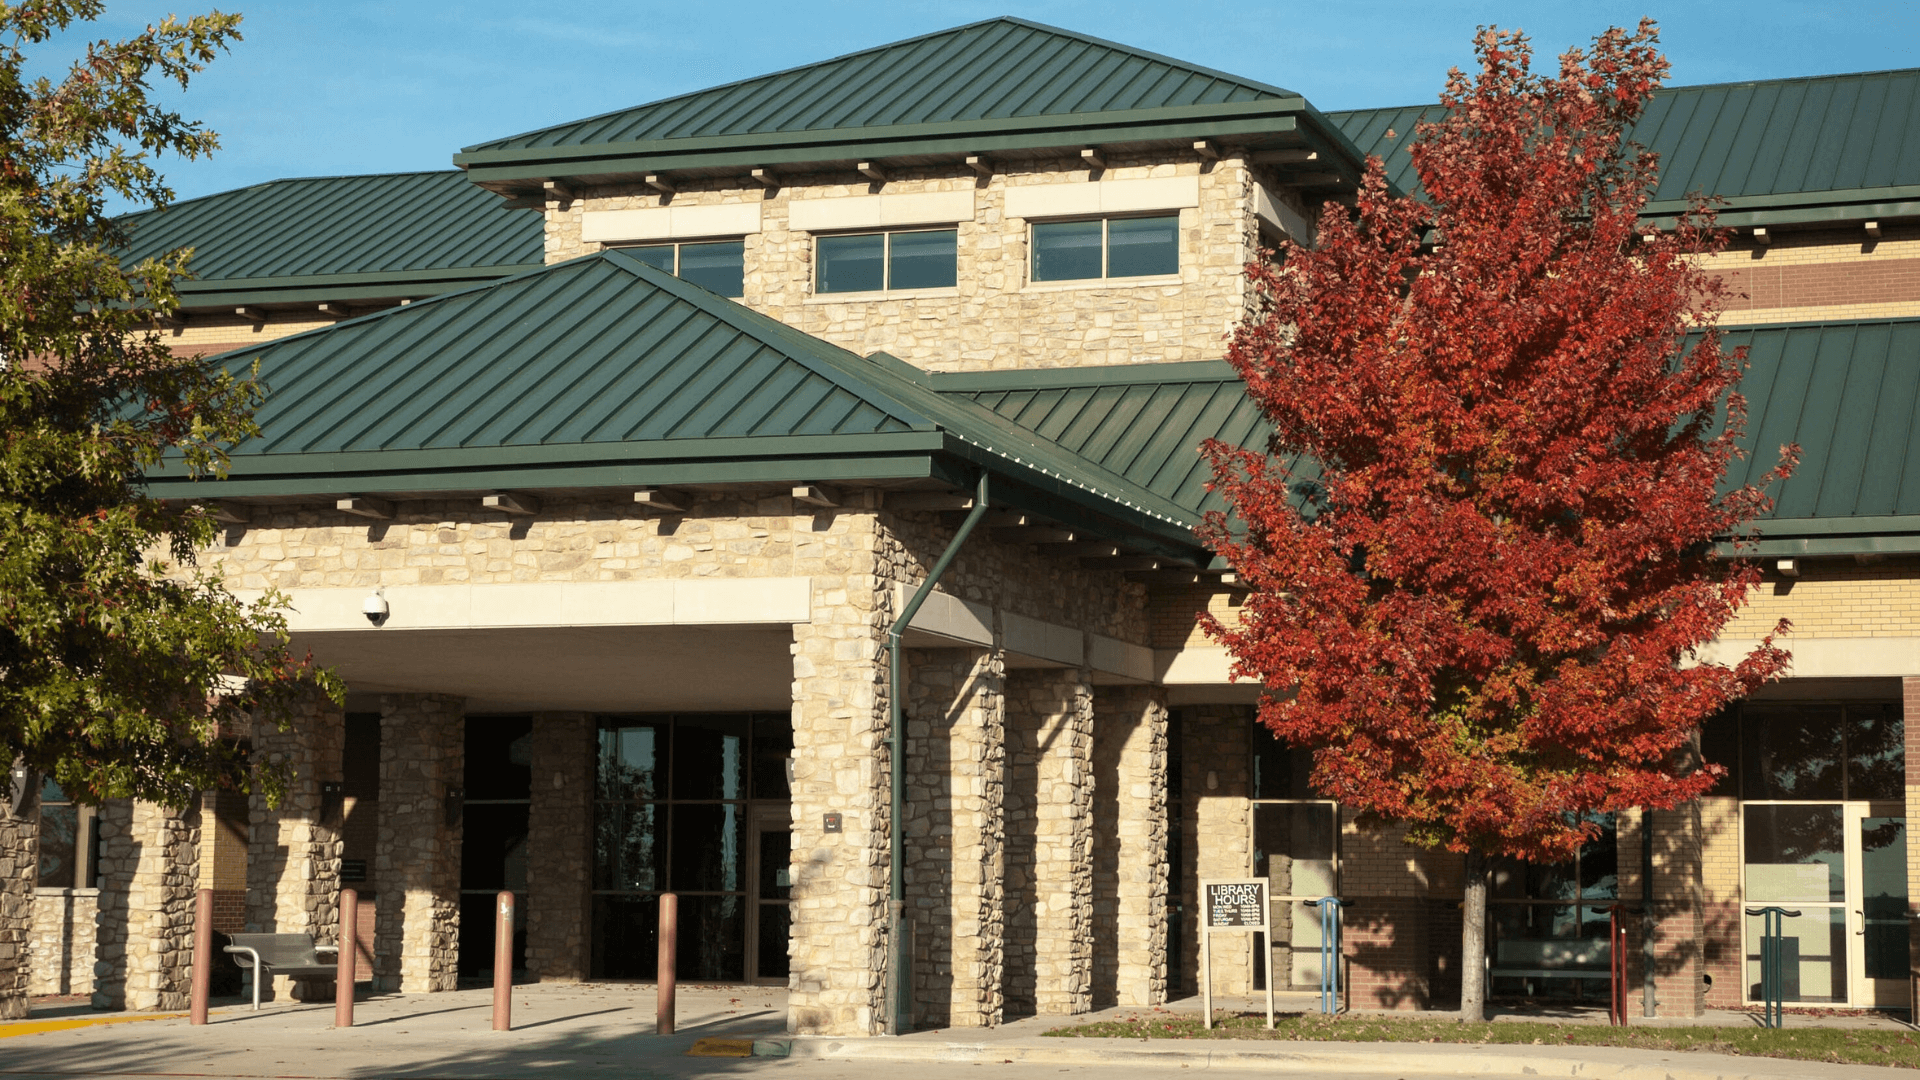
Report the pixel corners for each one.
[546,151,1286,372]
[159,313,337,358]
[1703,223,1920,325]
[1722,560,1920,639]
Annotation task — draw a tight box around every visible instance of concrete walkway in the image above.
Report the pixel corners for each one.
[0,984,1909,1080]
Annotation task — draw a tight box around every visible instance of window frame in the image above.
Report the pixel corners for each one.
[609,237,747,298]
[35,781,98,892]
[810,226,959,297]
[1027,211,1182,285]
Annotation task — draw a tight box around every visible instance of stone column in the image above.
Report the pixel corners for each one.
[788,579,892,1036]
[91,800,199,1011]
[247,696,346,1001]
[373,694,464,993]
[1091,685,1169,1009]
[526,712,593,982]
[0,796,35,1020]
[904,647,1006,1029]
[1005,668,1094,1017]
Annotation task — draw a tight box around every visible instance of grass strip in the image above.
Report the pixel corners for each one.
[1044,1012,1920,1070]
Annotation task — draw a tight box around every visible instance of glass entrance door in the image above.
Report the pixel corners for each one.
[1849,804,1907,1007]
[1742,802,1909,1007]
[746,810,791,984]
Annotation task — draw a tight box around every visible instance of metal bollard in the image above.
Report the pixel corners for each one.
[1306,897,1345,1015]
[493,891,514,1031]
[190,888,214,1025]
[336,888,358,1028]
[1745,905,1800,1029]
[1588,903,1639,1027]
[657,893,678,1035]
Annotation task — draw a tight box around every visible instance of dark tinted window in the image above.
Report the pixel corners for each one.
[817,233,885,293]
[889,229,957,289]
[1031,219,1103,281]
[678,240,745,297]
[1107,214,1179,277]
[625,244,675,272]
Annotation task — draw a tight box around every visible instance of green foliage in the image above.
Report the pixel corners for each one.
[0,1,339,809]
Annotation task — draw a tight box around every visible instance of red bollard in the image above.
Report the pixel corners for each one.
[190,888,213,1025]
[492,890,514,1032]
[657,893,678,1036]
[336,888,358,1028]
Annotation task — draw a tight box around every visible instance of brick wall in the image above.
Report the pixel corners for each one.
[1722,559,1920,639]
[1702,224,1920,325]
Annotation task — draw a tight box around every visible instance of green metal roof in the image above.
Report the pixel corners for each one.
[116,171,544,309]
[934,361,1272,518]
[146,250,1210,558]
[1329,68,1920,226]
[453,19,1364,191]
[1722,317,1920,555]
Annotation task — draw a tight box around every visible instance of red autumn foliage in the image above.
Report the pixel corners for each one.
[1199,21,1797,866]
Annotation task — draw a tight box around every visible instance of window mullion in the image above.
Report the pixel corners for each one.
[881,231,891,292]
[1101,218,1109,279]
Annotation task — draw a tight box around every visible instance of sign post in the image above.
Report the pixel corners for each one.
[1199,879,1274,1030]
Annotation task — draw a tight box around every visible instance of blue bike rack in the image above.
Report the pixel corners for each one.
[1305,897,1346,1015]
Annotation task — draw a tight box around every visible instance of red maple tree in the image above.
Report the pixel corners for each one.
[1199,21,1795,1019]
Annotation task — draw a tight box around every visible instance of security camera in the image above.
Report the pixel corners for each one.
[363,590,389,625]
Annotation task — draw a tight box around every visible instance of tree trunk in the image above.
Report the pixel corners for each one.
[1460,848,1488,1023]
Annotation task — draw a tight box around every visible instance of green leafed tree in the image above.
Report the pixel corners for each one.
[0,1,339,817]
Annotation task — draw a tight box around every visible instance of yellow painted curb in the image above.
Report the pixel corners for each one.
[687,1037,756,1057]
[0,1012,184,1040]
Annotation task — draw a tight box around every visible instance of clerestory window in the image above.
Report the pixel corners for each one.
[1030,213,1179,283]
[620,239,746,298]
[814,228,957,294]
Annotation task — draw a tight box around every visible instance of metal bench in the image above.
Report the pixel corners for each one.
[224,932,339,1010]
[1487,938,1611,995]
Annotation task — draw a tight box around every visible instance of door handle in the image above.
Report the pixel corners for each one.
[1854,909,1865,936]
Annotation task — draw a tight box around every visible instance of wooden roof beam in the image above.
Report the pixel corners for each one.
[751,168,779,189]
[234,306,267,325]
[858,161,886,182]
[793,483,839,508]
[645,174,675,195]
[965,154,992,178]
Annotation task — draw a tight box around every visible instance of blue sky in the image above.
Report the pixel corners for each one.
[40,1,1920,208]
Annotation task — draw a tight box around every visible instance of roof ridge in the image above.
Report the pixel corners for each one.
[460,17,1294,154]
[1327,66,1920,119]
[117,169,474,223]
[460,18,1020,154]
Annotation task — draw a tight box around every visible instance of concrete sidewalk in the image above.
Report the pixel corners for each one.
[0,984,1910,1080]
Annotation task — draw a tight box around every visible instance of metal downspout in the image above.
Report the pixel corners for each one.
[886,471,990,1035]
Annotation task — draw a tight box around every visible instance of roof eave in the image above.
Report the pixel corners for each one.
[454,101,1327,188]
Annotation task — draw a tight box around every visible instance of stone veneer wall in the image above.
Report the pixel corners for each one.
[1090,685,1169,1009]
[91,800,199,1010]
[28,888,97,998]
[0,811,34,1018]
[526,712,593,982]
[788,531,893,1035]
[1174,705,1252,995]
[1003,668,1094,1016]
[247,696,346,1001]
[904,647,1005,1029]
[541,150,1287,373]
[374,694,464,993]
